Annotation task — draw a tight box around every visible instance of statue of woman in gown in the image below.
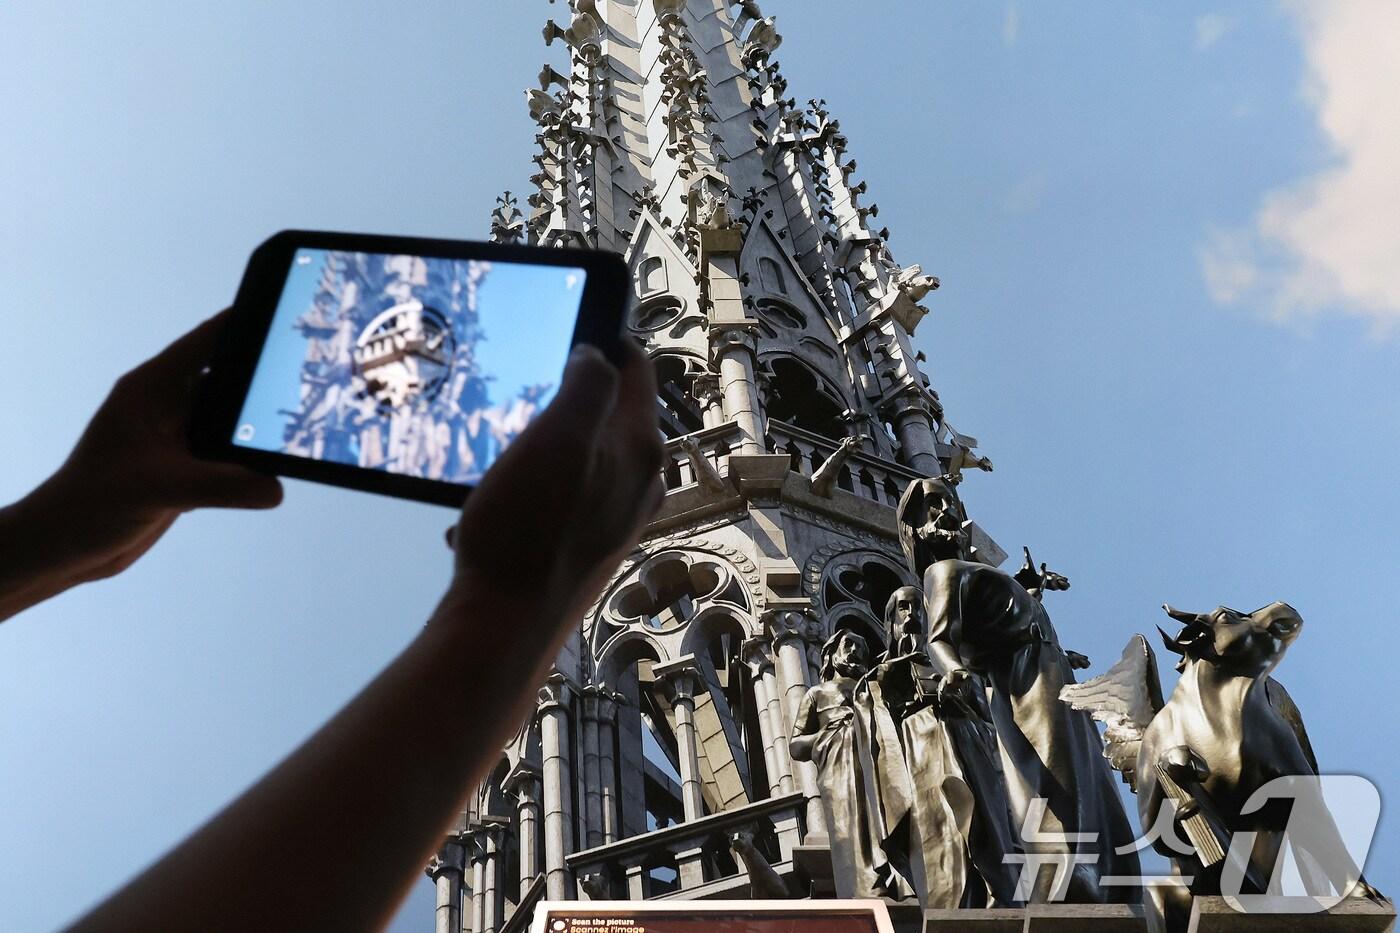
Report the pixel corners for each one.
[789,630,917,901]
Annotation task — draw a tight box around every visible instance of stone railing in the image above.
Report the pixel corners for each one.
[565,791,806,901]
[660,421,745,492]
[766,419,921,508]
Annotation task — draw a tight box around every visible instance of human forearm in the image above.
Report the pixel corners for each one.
[69,586,571,932]
[0,485,93,622]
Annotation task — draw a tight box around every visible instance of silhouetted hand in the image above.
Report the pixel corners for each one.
[0,310,282,620]
[440,338,664,637]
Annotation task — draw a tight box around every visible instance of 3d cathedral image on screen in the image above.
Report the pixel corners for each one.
[234,249,585,485]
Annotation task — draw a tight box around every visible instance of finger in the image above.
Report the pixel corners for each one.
[164,463,284,510]
[606,341,664,472]
[450,344,621,564]
[533,343,621,442]
[485,343,620,486]
[131,309,235,394]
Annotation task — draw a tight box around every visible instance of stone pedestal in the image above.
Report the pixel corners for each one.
[791,842,836,898]
[907,899,1397,932]
[1022,904,1145,931]
[921,909,1023,932]
[1188,895,1395,932]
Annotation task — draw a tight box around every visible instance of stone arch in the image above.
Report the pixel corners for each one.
[759,353,851,441]
[595,629,667,689]
[639,255,667,295]
[591,548,754,665]
[805,545,914,648]
[652,351,709,439]
[758,256,787,295]
[828,606,887,655]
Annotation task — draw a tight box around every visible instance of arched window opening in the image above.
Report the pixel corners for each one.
[758,256,787,295]
[702,616,770,805]
[654,355,705,439]
[833,613,885,655]
[755,297,805,331]
[823,556,908,636]
[639,256,667,295]
[763,357,846,441]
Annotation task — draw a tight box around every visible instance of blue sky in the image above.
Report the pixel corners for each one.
[0,2,1396,930]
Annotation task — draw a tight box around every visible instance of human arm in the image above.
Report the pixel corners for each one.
[0,311,283,623]
[66,340,664,932]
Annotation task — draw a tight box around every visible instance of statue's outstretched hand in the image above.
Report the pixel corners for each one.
[0,310,283,622]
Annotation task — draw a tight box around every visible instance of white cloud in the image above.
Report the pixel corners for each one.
[1195,13,1236,50]
[1199,0,1400,330]
[1002,5,1020,47]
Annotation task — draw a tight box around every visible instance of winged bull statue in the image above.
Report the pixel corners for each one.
[1061,603,1384,930]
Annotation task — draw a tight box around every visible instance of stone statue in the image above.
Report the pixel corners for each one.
[728,829,798,899]
[876,586,1024,907]
[811,434,866,498]
[1061,603,1384,930]
[896,476,970,575]
[920,556,1142,903]
[789,630,917,901]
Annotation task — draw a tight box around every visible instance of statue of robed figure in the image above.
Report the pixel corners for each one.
[789,630,918,901]
[876,585,1024,907]
[917,554,1142,902]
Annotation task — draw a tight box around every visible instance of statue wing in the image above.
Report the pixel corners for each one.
[1059,634,1165,792]
[1264,676,1319,775]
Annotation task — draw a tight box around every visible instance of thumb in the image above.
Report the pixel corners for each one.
[165,463,284,510]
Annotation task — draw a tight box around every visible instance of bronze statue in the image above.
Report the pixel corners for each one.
[896,476,970,574]
[876,586,1023,907]
[921,556,1142,903]
[1062,603,1384,929]
[789,630,917,901]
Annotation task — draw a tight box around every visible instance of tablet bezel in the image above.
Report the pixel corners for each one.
[192,230,630,508]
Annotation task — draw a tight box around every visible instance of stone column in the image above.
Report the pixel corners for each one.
[580,686,604,849]
[654,656,705,822]
[740,636,784,796]
[765,609,827,836]
[505,768,542,885]
[481,821,506,933]
[763,665,796,794]
[425,840,466,933]
[883,386,941,475]
[536,673,576,900]
[596,690,622,843]
[468,831,487,933]
[710,323,765,454]
[691,373,726,430]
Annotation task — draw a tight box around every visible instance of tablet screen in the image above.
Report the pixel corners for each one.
[232,248,587,486]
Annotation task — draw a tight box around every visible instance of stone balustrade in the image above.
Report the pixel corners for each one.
[660,421,745,491]
[766,418,922,508]
[565,791,806,901]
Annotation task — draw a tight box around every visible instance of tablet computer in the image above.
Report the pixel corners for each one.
[193,230,630,507]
